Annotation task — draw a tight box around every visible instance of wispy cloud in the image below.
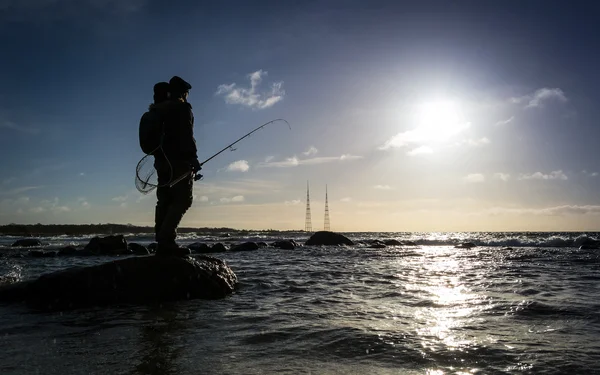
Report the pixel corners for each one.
[0,186,43,195]
[220,195,245,204]
[495,116,514,126]
[226,160,250,172]
[111,195,128,202]
[373,185,393,190]
[0,121,40,134]
[493,173,511,181]
[198,196,209,202]
[466,137,490,147]
[407,146,433,156]
[303,146,318,156]
[257,154,362,168]
[340,197,352,202]
[465,174,485,183]
[518,170,568,181]
[488,205,600,216]
[216,70,285,110]
[582,170,599,177]
[2,177,15,185]
[511,88,568,109]
[284,199,301,205]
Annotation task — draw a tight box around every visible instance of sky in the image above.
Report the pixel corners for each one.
[1,0,600,232]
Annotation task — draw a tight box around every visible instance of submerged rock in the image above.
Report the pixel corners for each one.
[383,239,402,246]
[230,242,259,252]
[28,250,57,258]
[305,231,354,246]
[455,242,477,249]
[257,242,268,248]
[189,242,212,253]
[211,243,228,253]
[58,246,78,256]
[368,244,387,249]
[0,255,237,311]
[12,239,42,247]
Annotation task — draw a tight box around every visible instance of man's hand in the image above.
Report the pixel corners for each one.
[191,159,202,173]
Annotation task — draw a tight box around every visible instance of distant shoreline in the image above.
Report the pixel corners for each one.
[0,224,301,236]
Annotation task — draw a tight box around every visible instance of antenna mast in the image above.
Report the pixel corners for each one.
[324,184,330,231]
[305,181,312,232]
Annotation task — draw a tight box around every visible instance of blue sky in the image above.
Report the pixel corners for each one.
[1,0,600,231]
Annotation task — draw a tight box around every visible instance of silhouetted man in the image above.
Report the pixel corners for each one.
[154,76,201,256]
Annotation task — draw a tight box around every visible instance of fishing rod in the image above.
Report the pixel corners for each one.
[169,118,291,187]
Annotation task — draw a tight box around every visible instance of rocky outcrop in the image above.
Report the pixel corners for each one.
[211,243,228,253]
[58,246,78,256]
[0,255,237,311]
[305,231,354,246]
[368,244,386,249]
[11,239,43,247]
[383,239,402,246]
[84,235,129,255]
[189,243,212,253]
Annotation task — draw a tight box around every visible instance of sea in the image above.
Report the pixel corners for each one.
[0,231,599,375]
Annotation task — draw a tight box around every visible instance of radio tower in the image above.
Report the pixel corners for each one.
[324,184,330,231]
[305,181,312,232]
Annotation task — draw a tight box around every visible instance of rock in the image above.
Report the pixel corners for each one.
[305,231,354,246]
[368,244,387,249]
[148,243,158,253]
[189,243,212,253]
[128,243,150,256]
[257,242,268,248]
[455,242,477,249]
[383,239,402,246]
[579,245,599,250]
[29,250,57,258]
[404,241,417,246]
[0,255,237,311]
[211,243,228,253]
[58,246,78,256]
[11,239,42,247]
[371,240,385,245]
[503,247,514,250]
[84,235,129,255]
[272,240,296,250]
[230,242,259,252]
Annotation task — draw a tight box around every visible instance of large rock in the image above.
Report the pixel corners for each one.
[0,255,237,311]
[272,240,296,250]
[12,239,42,247]
[128,243,150,256]
[305,231,354,246]
[383,239,402,246]
[84,235,129,255]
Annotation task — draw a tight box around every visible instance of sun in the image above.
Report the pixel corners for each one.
[413,100,469,143]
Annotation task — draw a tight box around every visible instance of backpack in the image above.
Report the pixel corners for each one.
[139,109,164,155]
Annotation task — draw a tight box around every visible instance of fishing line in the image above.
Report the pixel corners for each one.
[135,118,291,194]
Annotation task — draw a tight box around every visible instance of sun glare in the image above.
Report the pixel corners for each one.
[413,100,469,143]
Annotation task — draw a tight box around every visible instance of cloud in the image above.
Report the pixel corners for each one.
[264,156,274,163]
[467,137,490,147]
[2,177,15,185]
[112,195,128,202]
[511,88,568,109]
[518,170,568,181]
[0,186,43,195]
[285,199,301,205]
[226,160,250,172]
[29,207,45,213]
[303,146,318,156]
[257,154,362,168]
[373,185,393,190]
[488,205,600,216]
[216,70,285,110]
[340,197,352,202]
[0,121,40,134]
[495,116,514,126]
[493,173,511,181]
[582,170,599,177]
[198,196,209,202]
[407,146,433,156]
[220,195,245,203]
[465,174,485,183]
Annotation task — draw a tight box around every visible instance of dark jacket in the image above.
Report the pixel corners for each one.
[153,98,198,164]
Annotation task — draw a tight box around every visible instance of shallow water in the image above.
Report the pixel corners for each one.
[1,233,600,374]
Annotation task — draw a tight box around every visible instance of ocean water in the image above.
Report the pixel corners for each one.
[0,232,599,374]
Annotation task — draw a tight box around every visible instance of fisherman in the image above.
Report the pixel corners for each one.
[153,76,201,256]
